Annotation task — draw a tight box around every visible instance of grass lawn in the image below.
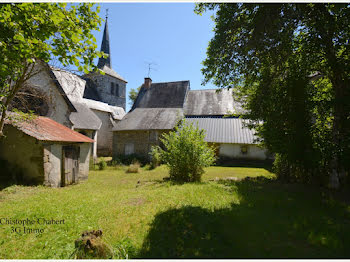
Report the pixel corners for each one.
[1,165,350,258]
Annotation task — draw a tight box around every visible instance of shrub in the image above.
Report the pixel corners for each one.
[98,159,107,170]
[126,162,140,173]
[159,119,216,183]
[149,146,162,169]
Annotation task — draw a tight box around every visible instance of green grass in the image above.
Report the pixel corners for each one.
[0,165,350,258]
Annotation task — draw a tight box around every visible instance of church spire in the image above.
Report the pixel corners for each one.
[97,11,111,69]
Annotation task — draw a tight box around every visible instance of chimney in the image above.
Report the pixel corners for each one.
[144,77,152,89]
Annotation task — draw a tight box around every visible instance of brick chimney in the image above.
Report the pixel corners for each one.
[144,77,152,89]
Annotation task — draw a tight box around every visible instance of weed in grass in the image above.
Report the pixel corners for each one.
[127,162,140,173]
[98,159,107,171]
[113,238,137,259]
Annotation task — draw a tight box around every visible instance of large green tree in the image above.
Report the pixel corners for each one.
[0,3,104,136]
[195,4,350,188]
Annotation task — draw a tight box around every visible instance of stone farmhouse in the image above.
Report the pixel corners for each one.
[113,78,269,161]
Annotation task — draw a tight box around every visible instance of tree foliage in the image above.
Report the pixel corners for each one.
[156,120,216,183]
[0,3,104,135]
[195,4,350,187]
[128,86,141,106]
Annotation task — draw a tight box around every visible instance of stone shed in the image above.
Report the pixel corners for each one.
[0,116,94,187]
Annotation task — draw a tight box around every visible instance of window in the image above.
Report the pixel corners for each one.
[149,131,158,142]
[115,83,119,96]
[110,82,114,94]
[240,145,248,155]
[125,143,134,155]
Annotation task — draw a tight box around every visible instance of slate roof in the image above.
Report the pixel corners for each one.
[132,81,190,110]
[183,89,244,116]
[5,115,93,143]
[185,117,258,144]
[97,18,111,69]
[83,99,125,120]
[51,69,102,130]
[113,108,183,131]
[69,102,102,130]
[100,65,127,83]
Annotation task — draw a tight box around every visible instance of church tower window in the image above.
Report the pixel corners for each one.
[110,82,114,94]
[115,83,119,96]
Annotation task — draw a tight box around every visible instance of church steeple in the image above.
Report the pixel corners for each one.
[97,14,111,69]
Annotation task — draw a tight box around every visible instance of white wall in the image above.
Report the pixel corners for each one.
[91,109,115,156]
[78,143,91,181]
[27,63,73,128]
[219,143,268,160]
[43,144,62,187]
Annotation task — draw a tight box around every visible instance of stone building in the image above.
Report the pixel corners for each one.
[0,115,93,187]
[83,17,127,110]
[113,79,188,158]
[113,78,269,161]
[11,17,127,158]
[184,89,267,160]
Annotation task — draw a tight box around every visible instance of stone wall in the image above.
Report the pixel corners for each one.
[43,143,62,187]
[78,143,91,181]
[0,125,44,184]
[113,130,170,159]
[86,73,126,110]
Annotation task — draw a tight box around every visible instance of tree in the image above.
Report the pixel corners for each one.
[128,86,141,106]
[0,3,104,136]
[156,119,216,183]
[195,4,350,188]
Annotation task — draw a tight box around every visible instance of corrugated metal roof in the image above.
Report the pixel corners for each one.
[185,117,258,144]
[5,116,94,143]
[184,89,245,116]
[132,81,189,110]
[113,108,183,131]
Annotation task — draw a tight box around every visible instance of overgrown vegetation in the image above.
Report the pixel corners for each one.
[155,120,216,183]
[98,159,107,170]
[0,3,104,136]
[195,4,350,188]
[1,166,350,258]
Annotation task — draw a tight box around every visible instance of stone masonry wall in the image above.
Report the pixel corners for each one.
[113,130,170,159]
[0,125,44,184]
[87,73,126,110]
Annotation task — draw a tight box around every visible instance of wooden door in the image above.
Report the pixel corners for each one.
[62,146,80,186]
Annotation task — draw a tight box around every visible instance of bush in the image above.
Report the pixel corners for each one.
[126,160,141,173]
[159,119,216,183]
[126,162,140,173]
[149,146,162,169]
[98,159,107,170]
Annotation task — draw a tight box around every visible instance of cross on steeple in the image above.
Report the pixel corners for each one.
[97,9,111,69]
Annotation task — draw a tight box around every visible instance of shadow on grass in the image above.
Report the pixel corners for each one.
[216,158,274,172]
[138,178,350,258]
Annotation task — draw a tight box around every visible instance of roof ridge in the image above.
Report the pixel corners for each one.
[151,80,190,85]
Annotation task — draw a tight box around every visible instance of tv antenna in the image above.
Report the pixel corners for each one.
[145,61,158,78]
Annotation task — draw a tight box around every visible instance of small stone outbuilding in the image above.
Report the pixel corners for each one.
[0,116,93,187]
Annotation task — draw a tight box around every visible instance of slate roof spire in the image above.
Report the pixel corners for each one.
[97,12,111,69]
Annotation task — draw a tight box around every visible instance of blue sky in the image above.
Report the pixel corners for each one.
[93,3,216,112]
